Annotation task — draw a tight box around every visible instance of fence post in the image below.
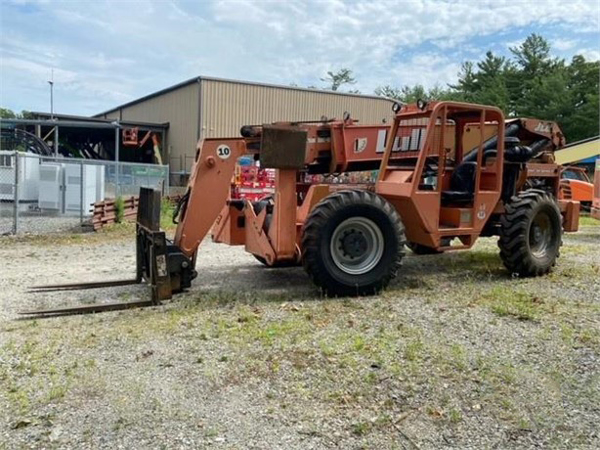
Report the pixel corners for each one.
[13,152,20,234]
[115,127,120,197]
[165,165,170,196]
[80,161,84,227]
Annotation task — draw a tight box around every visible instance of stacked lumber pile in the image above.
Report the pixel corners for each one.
[91,196,139,230]
[91,194,182,231]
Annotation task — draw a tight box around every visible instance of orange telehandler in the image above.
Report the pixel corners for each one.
[26,101,580,315]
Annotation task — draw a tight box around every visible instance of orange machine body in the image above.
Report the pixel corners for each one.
[173,102,577,266]
[592,159,600,220]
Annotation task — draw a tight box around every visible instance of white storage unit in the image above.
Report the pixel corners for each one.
[63,163,104,213]
[0,151,40,201]
[38,163,63,210]
[38,162,105,214]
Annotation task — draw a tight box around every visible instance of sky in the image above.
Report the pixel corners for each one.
[1,0,599,116]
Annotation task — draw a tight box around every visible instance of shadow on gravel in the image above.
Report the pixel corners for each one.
[192,263,318,302]
[190,247,512,307]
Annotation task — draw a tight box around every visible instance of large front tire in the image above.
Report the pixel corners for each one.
[498,190,562,277]
[301,190,406,296]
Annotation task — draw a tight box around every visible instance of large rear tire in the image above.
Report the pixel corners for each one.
[301,190,406,296]
[498,190,562,277]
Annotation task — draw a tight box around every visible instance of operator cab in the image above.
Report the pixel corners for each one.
[376,101,506,250]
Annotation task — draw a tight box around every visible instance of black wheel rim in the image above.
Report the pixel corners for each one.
[529,211,554,258]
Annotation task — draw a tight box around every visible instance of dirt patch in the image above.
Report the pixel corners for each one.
[1,224,599,449]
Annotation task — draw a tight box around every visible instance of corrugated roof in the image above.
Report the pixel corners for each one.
[31,111,169,128]
[555,136,599,165]
[94,75,393,117]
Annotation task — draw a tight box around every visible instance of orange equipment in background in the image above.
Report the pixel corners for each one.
[592,159,600,220]
[122,127,163,165]
[559,166,594,211]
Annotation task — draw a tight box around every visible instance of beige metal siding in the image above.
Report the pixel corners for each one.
[119,82,200,167]
[100,111,120,120]
[200,79,394,139]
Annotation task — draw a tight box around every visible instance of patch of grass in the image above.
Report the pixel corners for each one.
[352,335,366,352]
[457,251,502,268]
[404,339,424,361]
[160,198,177,231]
[448,407,463,423]
[579,215,600,227]
[481,287,541,321]
[114,196,125,223]
[46,379,69,402]
[449,343,468,371]
[351,421,372,436]
[204,427,220,438]
[561,244,590,256]
[0,336,77,415]
[518,417,532,431]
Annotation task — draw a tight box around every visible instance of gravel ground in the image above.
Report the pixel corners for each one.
[0,215,86,237]
[1,222,599,449]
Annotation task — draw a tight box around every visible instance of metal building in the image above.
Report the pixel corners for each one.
[95,76,395,177]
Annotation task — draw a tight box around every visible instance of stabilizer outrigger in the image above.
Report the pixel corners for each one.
[21,188,196,317]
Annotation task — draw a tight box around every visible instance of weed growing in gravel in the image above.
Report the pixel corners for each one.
[448,407,463,423]
[481,287,541,320]
[404,339,424,361]
[351,421,371,436]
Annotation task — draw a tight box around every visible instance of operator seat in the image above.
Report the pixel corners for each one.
[441,144,500,205]
[441,136,528,205]
[441,162,477,204]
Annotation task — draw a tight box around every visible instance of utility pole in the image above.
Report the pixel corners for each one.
[48,69,54,120]
[48,69,57,155]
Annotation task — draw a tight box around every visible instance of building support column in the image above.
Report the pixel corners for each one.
[54,126,59,156]
[115,125,120,196]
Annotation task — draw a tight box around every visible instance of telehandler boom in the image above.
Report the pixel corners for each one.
[25,101,580,315]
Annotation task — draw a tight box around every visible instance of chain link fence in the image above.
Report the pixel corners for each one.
[0,151,169,235]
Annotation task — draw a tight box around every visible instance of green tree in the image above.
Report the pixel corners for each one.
[510,33,554,76]
[0,108,16,118]
[451,61,478,102]
[560,55,600,141]
[448,33,598,141]
[374,84,457,103]
[321,68,357,91]
[20,110,35,119]
[0,108,36,119]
